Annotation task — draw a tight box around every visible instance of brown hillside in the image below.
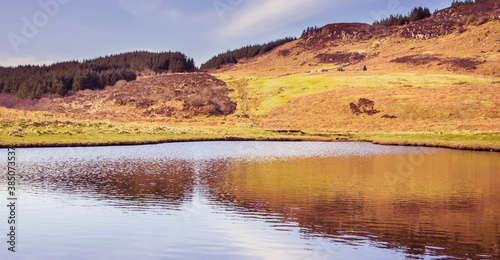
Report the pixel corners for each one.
[49,73,236,120]
[220,1,500,77]
[260,83,500,132]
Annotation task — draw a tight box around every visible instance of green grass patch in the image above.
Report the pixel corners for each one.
[0,118,345,147]
[222,73,492,115]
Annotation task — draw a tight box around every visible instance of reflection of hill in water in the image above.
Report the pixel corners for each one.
[201,154,500,259]
[16,149,500,259]
[19,158,197,210]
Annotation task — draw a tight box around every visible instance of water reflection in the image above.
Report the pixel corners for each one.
[5,142,500,259]
[202,152,500,259]
[20,158,197,211]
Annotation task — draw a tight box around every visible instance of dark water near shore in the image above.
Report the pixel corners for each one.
[1,142,499,259]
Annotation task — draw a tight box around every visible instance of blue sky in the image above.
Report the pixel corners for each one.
[0,0,452,68]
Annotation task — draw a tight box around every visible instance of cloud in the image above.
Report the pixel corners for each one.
[0,53,55,67]
[217,0,328,39]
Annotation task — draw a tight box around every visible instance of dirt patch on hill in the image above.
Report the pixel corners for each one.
[50,73,236,119]
[316,52,366,64]
[443,57,485,71]
[390,54,484,71]
[390,55,441,66]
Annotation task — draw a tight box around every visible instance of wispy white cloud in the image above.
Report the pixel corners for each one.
[217,0,329,39]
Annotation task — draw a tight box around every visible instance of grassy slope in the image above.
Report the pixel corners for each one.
[218,73,493,115]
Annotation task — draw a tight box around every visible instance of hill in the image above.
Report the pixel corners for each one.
[49,73,236,120]
[0,51,195,99]
[210,1,500,133]
[219,1,500,76]
[200,37,296,70]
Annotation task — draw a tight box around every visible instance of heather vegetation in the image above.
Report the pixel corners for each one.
[200,37,296,70]
[50,73,237,118]
[0,51,195,99]
[0,93,57,111]
[452,0,500,6]
[373,6,432,26]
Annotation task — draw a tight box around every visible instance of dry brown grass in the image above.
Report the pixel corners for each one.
[258,84,500,132]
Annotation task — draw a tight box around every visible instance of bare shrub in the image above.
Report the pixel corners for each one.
[349,98,380,115]
[0,93,61,111]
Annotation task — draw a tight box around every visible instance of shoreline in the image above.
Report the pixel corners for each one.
[1,132,499,152]
[362,139,500,152]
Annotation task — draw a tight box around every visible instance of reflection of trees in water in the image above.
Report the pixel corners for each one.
[19,158,197,209]
[200,156,500,259]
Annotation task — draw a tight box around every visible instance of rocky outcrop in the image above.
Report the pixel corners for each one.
[301,1,500,44]
[301,23,390,48]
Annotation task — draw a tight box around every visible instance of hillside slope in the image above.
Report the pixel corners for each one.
[49,73,236,120]
[206,1,500,134]
[220,1,500,77]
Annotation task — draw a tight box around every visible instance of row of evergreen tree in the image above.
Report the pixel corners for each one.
[0,51,195,98]
[301,26,319,37]
[452,0,499,6]
[200,37,296,70]
[373,7,432,26]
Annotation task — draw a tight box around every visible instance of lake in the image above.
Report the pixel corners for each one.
[1,141,499,259]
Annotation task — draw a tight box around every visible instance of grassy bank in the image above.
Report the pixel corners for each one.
[0,118,345,148]
[1,117,498,152]
[354,131,500,151]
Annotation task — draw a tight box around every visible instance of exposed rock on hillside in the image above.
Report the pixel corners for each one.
[398,1,500,39]
[315,51,366,64]
[301,23,390,48]
[301,1,500,46]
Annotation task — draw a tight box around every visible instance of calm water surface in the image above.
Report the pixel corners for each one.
[1,142,499,259]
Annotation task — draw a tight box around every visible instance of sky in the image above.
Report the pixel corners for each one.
[0,0,453,68]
